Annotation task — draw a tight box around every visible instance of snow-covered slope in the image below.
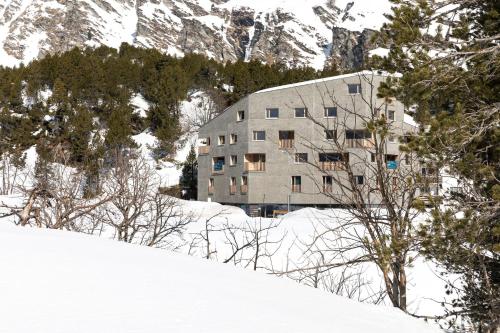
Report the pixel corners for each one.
[0,0,391,69]
[0,222,442,333]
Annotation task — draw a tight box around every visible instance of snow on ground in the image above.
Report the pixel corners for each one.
[0,222,442,333]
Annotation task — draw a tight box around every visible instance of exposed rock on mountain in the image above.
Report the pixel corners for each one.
[0,0,391,69]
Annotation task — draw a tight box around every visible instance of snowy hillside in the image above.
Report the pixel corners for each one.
[0,222,442,333]
[0,0,391,69]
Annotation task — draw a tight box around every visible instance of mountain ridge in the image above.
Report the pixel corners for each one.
[0,0,391,69]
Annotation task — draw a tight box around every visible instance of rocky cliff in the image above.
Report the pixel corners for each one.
[0,0,390,69]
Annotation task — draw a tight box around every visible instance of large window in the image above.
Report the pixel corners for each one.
[253,131,266,141]
[294,153,308,163]
[292,176,302,193]
[324,107,337,118]
[212,157,225,172]
[294,108,307,118]
[348,83,362,94]
[266,108,279,119]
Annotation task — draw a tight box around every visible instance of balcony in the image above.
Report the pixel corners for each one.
[346,139,374,148]
[229,185,237,195]
[198,146,210,155]
[240,185,248,194]
[320,161,344,171]
[279,131,294,149]
[244,154,266,172]
[244,161,266,172]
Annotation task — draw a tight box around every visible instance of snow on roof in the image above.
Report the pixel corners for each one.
[253,70,399,95]
[0,223,442,333]
[404,113,419,127]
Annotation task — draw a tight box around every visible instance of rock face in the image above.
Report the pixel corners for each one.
[0,0,390,69]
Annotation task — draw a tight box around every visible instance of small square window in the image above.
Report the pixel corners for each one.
[295,108,307,118]
[325,130,336,141]
[324,107,337,118]
[354,175,364,185]
[388,110,395,121]
[230,155,237,166]
[292,176,302,192]
[294,153,308,163]
[253,131,266,141]
[237,110,245,121]
[230,133,237,144]
[266,108,279,119]
[218,135,225,145]
[348,84,362,94]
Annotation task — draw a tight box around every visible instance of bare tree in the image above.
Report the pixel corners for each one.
[282,72,425,312]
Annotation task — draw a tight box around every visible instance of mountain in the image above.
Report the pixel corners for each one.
[0,0,391,69]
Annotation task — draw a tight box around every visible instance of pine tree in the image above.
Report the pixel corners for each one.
[179,145,197,200]
[377,1,499,331]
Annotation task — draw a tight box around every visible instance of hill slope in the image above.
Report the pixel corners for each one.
[0,223,442,333]
[0,0,391,69]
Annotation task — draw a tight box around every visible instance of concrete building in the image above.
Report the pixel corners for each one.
[197,71,422,215]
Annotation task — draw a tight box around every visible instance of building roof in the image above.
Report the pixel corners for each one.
[252,70,400,95]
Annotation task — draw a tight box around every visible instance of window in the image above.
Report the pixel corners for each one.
[218,135,225,145]
[295,108,307,118]
[279,130,294,149]
[230,155,237,166]
[266,108,279,119]
[208,178,215,194]
[213,157,225,172]
[348,83,362,94]
[230,133,237,144]
[229,177,237,194]
[324,107,337,118]
[405,154,410,165]
[323,176,333,193]
[241,176,248,194]
[325,130,336,141]
[237,110,245,121]
[371,153,376,163]
[294,153,308,163]
[292,176,302,192]
[388,135,396,143]
[388,110,395,121]
[253,130,266,141]
[354,175,364,185]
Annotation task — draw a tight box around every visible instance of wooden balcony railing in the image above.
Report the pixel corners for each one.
[229,185,237,195]
[198,146,210,155]
[240,185,248,194]
[244,162,266,172]
[346,139,374,148]
[292,185,301,193]
[208,186,214,194]
[320,161,344,171]
[279,139,294,149]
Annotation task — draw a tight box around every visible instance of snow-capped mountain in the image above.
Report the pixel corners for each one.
[0,0,392,69]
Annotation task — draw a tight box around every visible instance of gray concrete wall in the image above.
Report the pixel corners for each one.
[197,72,416,206]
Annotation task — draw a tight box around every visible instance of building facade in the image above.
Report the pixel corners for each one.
[197,71,421,215]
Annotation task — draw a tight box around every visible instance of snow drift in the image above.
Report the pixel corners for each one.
[0,223,442,333]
